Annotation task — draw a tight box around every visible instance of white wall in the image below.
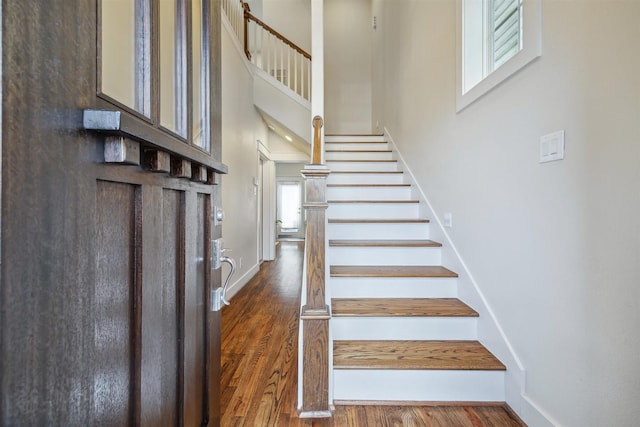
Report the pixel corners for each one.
[276,162,306,177]
[324,0,373,134]
[267,131,309,162]
[263,0,311,52]
[222,21,268,297]
[373,1,640,426]
[222,14,309,296]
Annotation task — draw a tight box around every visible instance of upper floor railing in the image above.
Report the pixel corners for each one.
[221,0,311,101]
[221,0,245,43]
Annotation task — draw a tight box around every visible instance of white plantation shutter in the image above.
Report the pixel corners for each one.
[492,0,522,69]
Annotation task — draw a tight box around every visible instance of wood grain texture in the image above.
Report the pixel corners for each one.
[330,170,403,174]
[325,134,385,137]
[300,166,331,415]
[221,242,524,426]
[333,341,506,371]
[0,1,222,423]
[328,219,430,223]
[302,320,330,414]
[332,298,479,317]
[326,150,393,153]
[329,240,442,247]
[326,159,398,163]
[328,199,419,204]
[331,265,459,278]
[327,183,410,187]
[221,242,305,426]
[94,181,139,426]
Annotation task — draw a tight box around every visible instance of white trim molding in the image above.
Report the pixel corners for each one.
[456,0,542,112]
[385,127,554,427]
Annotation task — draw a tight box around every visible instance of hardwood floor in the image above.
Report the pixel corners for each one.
[221,241,526,426]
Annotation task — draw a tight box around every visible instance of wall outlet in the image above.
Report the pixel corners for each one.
[444,212,453,228]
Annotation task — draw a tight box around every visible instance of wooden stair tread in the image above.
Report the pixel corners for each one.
[331,265,458,278]
[330,170,403,174]
[328,200,419,204]
[325,133,385,137]
[327,184,410,187]
[325,140,386,143]
[328,218,430,223]
[332,298,478,317]
[326,159,397,163]
[329,239,441,247]
[326,149,392,153]
[333,340,505,371]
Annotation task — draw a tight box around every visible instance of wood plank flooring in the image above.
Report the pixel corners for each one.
[221,241,525,426]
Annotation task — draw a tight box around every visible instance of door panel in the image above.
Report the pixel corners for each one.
[0,0,224,425]
[95,181,141,426]
[184,193,210,425]
[140,187,185,427]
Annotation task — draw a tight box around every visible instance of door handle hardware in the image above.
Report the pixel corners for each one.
[210,238,236,311]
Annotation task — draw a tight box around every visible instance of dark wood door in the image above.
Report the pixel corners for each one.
[0,1,223,425]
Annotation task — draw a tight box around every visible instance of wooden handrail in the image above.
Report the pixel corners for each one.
[238,0,311,101]
[312,116,323,165]
[242,4,311,60]
[242,3,251,59]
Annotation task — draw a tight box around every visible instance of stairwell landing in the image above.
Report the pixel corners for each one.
[325,134,507,403]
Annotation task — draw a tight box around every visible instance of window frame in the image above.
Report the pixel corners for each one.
[96,0,214,158]
[456,0,542,112]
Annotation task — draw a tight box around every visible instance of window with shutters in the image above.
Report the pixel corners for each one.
[456,0,541,111]
[491,0,523,70]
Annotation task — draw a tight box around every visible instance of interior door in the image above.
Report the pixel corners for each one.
[0,0,224,425]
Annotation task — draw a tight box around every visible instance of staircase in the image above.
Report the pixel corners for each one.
[326,134,506,403]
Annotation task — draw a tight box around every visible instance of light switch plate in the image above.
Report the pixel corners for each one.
[540,130,565,163]
[443,212,453,228]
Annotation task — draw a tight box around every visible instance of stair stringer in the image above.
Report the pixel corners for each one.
[384,128,553,426]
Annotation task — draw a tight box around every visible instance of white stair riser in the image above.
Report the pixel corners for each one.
[332,317,477,340]
[326,151,394,161]
[327,173,404,185]
[333,370,505,402]
[325,135,386,143]
[328,203,419,219]
[328,222,430,240]
[325,142,389,151]
[327,186,412,201]
[327,161,399,172]
[330,277,458,299]
[329,246,442,266]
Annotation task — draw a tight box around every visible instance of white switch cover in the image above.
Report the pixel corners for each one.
[443,212,453,228]
[540,130,565,163]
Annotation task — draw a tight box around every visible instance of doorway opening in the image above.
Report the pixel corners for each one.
[276,178,304,241]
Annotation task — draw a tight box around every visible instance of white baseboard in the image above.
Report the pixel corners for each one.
[521,394,560,427]
[224,262,260,301]
[384,127,555,427]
